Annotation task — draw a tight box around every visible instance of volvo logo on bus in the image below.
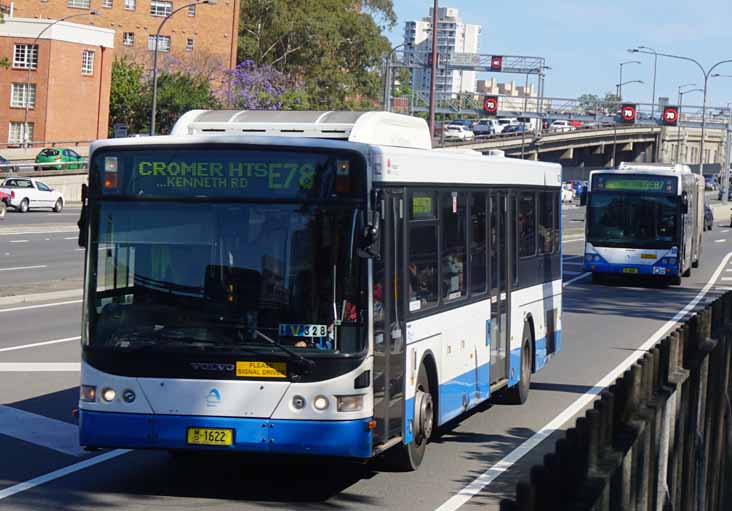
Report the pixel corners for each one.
[190,362,235,372]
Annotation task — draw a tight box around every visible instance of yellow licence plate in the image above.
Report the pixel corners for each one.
[623,268,639,274]
[236,361,287,378]
[187,428,233,446]
[640,253,656,260]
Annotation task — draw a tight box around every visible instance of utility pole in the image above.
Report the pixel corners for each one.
[427,0,439,140]
[723,105,732,204]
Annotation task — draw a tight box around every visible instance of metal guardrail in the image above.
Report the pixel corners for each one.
[500,292,732,511]
[0,140,93,150]
[0,160,88,176]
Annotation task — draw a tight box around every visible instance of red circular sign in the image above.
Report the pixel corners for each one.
[483,96,498,114]
[490,56,503,71]
[621,104,637,122]
[663,106,679,125]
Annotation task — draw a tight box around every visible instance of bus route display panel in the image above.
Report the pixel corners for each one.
[592,174,677,194]
[94,146,365,200]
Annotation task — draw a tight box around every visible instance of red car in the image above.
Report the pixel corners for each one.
[0,191,8,218]
[568,120,583,128]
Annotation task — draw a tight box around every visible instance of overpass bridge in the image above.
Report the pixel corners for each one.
[436,124,729,177]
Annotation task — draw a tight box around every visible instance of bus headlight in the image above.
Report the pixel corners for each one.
[80,385,97,402]
[313,395,330,411]
[101,388,116,402]
[336,395,364,412]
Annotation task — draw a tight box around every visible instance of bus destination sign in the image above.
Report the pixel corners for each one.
[94,147,364,200]
[592,175,677,194]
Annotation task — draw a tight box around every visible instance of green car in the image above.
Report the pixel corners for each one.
[34,148,85,171]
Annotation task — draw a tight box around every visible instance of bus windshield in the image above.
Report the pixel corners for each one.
[86,147,368,357]
[587,192,679,248]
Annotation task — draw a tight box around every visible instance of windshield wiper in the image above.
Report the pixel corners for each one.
[255,329,316,375]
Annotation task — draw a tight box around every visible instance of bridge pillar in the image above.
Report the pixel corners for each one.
[560,147,574,160]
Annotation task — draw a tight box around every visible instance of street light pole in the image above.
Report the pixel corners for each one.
[616,79,644,100]
[629,48,732,175]
[383,43,410,112]
[23,11,97,148]
[675,85,702,164]
[150,0,211,136]
[638,46,658,118]
[617,60,641,101]
[427,0,439,140]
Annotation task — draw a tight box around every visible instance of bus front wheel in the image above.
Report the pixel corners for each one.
[502,324,532,405]
[669,275,682,285]
[387,364,434,471]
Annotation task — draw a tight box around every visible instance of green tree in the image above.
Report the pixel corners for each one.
[602,92,621,113]
[0,12,8,69]
[108,57,147,136]
[577,93,600,113]
[237,0,393,110]
[152,71,221,134]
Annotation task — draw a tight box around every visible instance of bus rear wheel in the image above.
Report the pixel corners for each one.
[386,364,434,471]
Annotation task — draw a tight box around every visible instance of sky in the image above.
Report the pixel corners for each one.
[388,0,732,109]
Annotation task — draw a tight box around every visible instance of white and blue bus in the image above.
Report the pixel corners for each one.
[584,163,704,285]
[77,111,562,470]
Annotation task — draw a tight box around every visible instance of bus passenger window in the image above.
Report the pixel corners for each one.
[441,192,466,301]
[408,224,438,311]
[518,192,537,258]
[470,192,487,294]
[538,191,554,254]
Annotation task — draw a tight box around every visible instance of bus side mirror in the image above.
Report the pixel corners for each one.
[360,210,381,258]
[78,183,88,248]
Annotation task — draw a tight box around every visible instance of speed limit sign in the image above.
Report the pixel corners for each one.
[483,96,499,115]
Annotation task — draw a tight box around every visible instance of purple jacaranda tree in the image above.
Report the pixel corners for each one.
[221,60,302,111]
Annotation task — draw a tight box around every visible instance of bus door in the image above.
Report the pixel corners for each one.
[372,189,406,447]
[489,192,509,383]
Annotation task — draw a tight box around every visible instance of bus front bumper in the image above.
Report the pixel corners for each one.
[584,261,679,276]
[79,410,373,459]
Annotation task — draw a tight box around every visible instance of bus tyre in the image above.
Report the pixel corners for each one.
[503,325,532,405]
[683,267,691,277]
[387,364,434,471]
[669,275,682,285]
[691,260,699,269]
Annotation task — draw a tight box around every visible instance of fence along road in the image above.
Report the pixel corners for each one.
[0,227,732,510]
[499,285,732,511]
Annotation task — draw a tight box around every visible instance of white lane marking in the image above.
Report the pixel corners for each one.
[562,236,584,244]
[0,265,47,272]
[715,239,727,243]
[0,227,78,236]
[0,299,82,314]
[75,248,85,251]
[9,240,29,243]
[435,251,732,511]
[0,336,80,353]
[722,277,732,281]
[63,237,77,240]
[563,272,591,287]
[0,449,130,501]
[44,238,50,241]
[722,230,730,234]
[0,363,80,372]
[0,405,84,457]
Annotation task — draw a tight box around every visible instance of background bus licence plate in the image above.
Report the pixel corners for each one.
[187,428,233,446]
[623,268,639,274]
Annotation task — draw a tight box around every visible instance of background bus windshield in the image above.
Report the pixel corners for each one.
[87,149,367,357]
[588,193,678,247]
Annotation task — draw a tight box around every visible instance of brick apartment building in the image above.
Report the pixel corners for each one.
[0,17,114,145]
[9,0,240,72]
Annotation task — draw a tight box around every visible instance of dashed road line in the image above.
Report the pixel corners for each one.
[0,405,84,457]
[715,239,727,243]
[0,363,80,372]
[0,300,82,314]
[0,336,80,352]
[563,272,591,287]
[0,265,47,272]
[9,240,29,244]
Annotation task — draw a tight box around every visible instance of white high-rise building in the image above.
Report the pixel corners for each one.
[403,7,481,99]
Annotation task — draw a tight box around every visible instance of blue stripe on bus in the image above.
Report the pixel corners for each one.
[79,410,373,459]
[534,336,548,371]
